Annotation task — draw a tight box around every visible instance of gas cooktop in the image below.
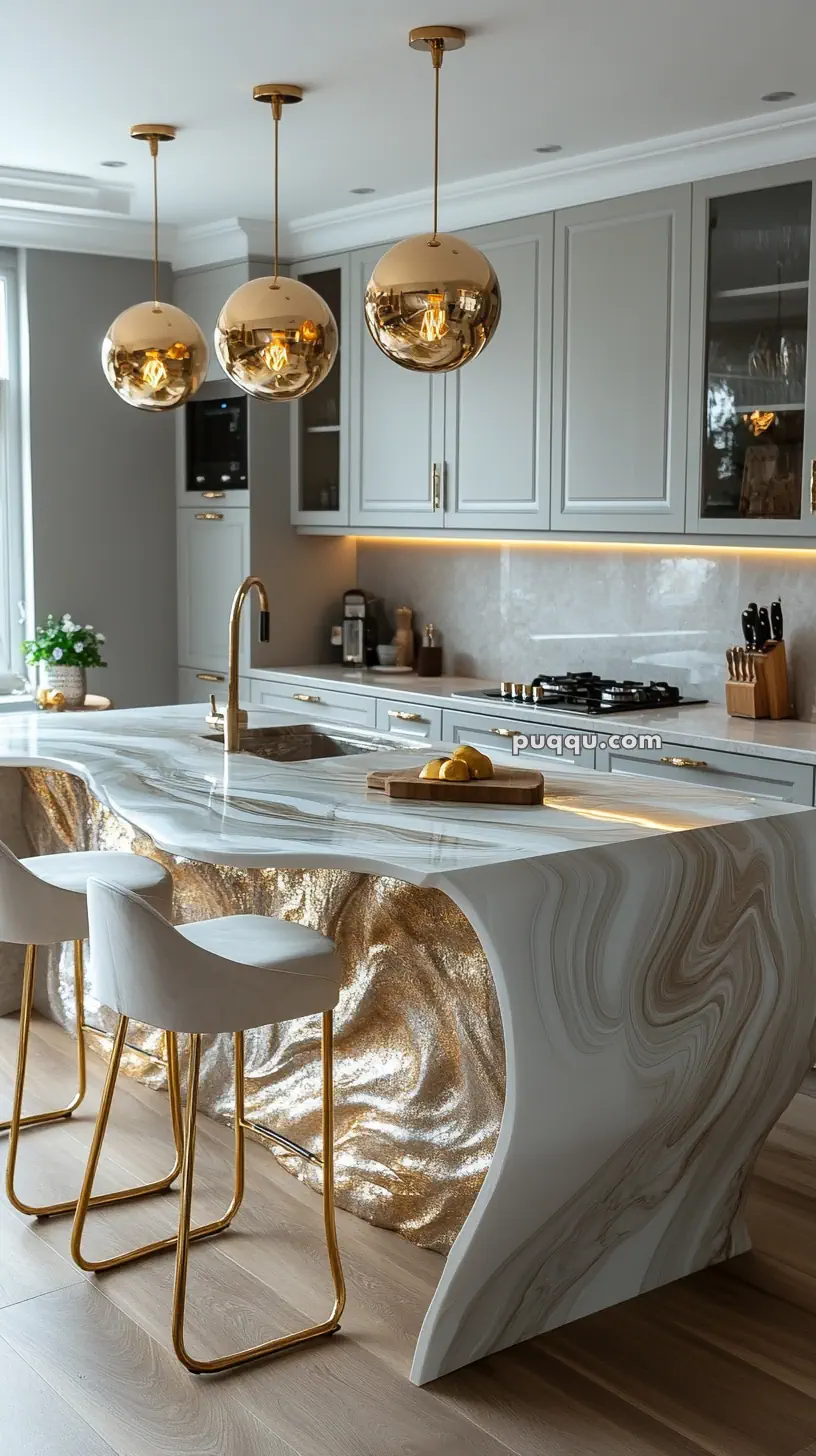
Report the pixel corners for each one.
[453,673,707,716]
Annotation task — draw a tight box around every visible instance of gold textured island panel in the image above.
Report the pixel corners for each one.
[20,768,505,1253]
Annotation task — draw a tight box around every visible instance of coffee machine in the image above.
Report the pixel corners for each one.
[341,589,379,667]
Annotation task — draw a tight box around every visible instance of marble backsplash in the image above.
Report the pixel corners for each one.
[356,541,816,719]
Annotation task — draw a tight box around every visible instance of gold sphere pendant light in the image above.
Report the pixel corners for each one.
[214,85,338,401]
[365,26,501,373]
[102,125,208,410]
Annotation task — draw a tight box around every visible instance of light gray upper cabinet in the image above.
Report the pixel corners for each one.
[686,161,816,537]
[443,217,553,531]
[349,245,445,529]
[551,186,692,533]
[173,262,248,384]
[177,506,250,671]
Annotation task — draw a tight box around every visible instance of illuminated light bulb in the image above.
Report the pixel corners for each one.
[141,354,169,390]
[419,293,449,343]
[745,410,776,436]
[262,333,290,373]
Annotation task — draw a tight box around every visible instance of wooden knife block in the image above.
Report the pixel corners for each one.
[725,640,790,720]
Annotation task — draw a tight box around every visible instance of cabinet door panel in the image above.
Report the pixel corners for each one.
[177,508,250,670]
[686,161,816,537]
[290,252,350,527]
[551,187,691,533]
[349,247,444,528]
[444,220,553,530]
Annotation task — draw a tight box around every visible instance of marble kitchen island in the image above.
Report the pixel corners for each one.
[1,703,816,1386]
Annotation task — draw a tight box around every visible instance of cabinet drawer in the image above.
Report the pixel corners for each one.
[594,738,814,804]
[375,698,442,742]
[177,667,251,706]
[250,679,376,728]
[441,708,594,767]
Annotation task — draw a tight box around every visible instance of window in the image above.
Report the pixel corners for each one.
[0,251,26,693]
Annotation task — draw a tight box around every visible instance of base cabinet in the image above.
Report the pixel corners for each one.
[594,738,814,803]
[441,708,595,767]
[177,667,250,705]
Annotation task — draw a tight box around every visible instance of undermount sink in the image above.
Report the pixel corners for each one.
[201,722,419,763]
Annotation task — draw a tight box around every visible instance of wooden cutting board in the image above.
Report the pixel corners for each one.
[366,765,544,804]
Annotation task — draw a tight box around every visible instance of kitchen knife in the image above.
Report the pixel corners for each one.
[757,606,772,650]
[726,646,735,681]
[741,609,757,650]
[770,599,784,641]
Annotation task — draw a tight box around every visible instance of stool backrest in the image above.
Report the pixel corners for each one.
[86,878,339,1033]
[0,837,80,945]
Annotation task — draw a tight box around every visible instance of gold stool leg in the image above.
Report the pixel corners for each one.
[1,941,87,1136]
[8,997,183,1220]
[171,1010,345,1374]
[71,1026,244,1273]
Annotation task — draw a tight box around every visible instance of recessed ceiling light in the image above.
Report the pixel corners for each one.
[350,186,375,195]
[535,144,562,155]
[100,159,127,168]
[761,90,796,103]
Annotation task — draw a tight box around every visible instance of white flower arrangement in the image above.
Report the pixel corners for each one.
[23,614,107,669]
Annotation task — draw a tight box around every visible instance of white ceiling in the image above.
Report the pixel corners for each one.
[3,0,816,238]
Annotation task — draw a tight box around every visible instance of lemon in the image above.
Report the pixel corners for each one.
[438,757,471,781]
[419,758,450,780]
[452,744,494,779]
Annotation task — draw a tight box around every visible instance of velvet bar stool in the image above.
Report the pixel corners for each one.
[71,877,346,1374]
[0,836,178,1217]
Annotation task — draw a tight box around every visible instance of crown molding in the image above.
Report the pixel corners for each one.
[6,101,816,266]
[284,99,816,259]
[172,217,272,272]
[0,203,167,260]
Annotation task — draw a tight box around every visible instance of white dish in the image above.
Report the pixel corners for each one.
[371,666,415,675]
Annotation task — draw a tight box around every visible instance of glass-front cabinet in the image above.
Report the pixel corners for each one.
[690,163,816,534]
[290,253,350,526]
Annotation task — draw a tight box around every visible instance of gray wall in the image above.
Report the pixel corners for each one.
[26,250,176,707]
[357,539,816,720]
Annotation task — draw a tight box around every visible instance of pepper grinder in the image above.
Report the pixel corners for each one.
[417,623,442,677]
[393,606,414,669]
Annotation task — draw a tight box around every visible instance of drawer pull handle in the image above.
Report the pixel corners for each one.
[196,672,225,683]
[388,710,424,723]
[660,756,709,770]
[201,490,225,499]
[293,693,321,703]
[195,511,224,521]
[490,727,516,738]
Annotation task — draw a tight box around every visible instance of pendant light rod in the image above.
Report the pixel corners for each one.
[130,124,177,308]
[408,25,466,245]
[253,84,304,282]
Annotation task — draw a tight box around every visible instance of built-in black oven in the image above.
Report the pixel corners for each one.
[185,382,248,495]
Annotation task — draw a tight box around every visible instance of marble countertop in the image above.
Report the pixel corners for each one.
[0,703,805,884]
[251,665,816,765]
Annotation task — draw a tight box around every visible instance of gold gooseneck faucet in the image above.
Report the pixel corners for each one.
[220,576,270,752]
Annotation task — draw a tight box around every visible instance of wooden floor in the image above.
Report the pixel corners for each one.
[3,1022,816,1456]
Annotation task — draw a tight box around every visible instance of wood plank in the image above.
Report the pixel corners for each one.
[0,1335,116,1456]
[0,1284,300,1456]
[0,1201,83,1309]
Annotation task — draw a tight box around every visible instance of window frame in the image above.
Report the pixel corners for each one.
[0,250,27,696]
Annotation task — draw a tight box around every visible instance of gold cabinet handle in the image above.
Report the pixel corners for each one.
[201,490,225,499]
[432,463,441,511]
[195,511,224,521]
[388,709,425,723]
[490,727,516,738]
[293,693,321,703]
[196,672,225,683]
[810,459,816,513]
[660,756,709,770]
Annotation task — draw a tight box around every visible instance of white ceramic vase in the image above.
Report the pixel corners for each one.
[44,664,86,707]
